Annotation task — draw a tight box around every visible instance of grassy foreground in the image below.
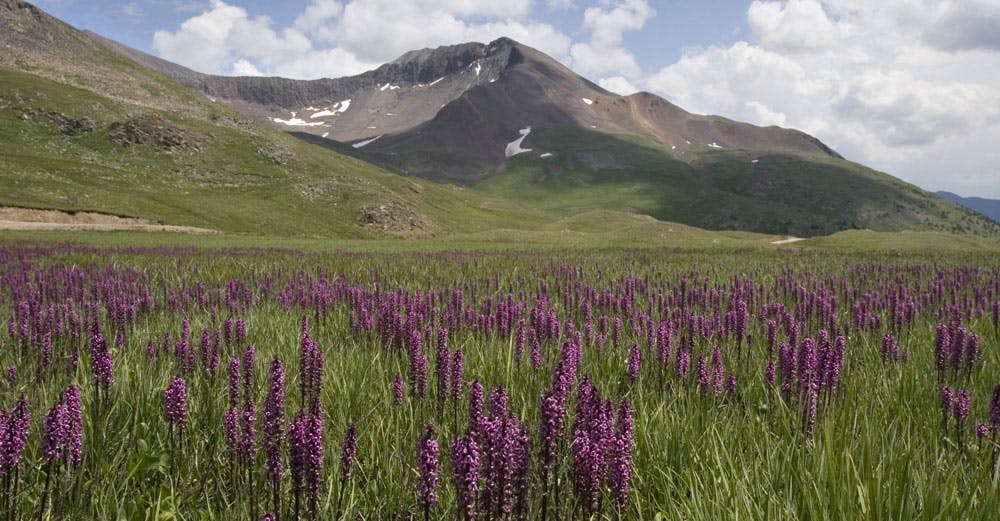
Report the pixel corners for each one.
[0,237,998,520]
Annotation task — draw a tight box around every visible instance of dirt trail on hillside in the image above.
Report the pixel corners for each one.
[0,207,216,234]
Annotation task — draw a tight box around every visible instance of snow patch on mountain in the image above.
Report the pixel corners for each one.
[505,127,532,158]
[582,98,593,105]
[352,135,382,148]
[270,116,325,127]
[311,100,351,118]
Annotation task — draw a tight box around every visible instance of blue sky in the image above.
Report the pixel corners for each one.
[35,1,1000,198]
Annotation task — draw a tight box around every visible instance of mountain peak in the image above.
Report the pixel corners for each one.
[1,0,34,12]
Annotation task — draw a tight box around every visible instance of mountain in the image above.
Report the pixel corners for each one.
[0,0,556,238]
[936,192,1000,223]
[2,0,998,239]
[98,29,999,238]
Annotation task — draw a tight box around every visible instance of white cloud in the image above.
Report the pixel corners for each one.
[747,0,841,52]
[293,0,343,35]
[153,0,250,74]
[644,0,1000,198]
[582,0,654,46]
[230,59,262,76]
[569,0,653,79]
[152,0,570,79]
[569,42,641,77]
[598,76,638,95]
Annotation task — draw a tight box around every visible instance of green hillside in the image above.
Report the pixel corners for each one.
[0,69,553,238]
[471,126,1000,237]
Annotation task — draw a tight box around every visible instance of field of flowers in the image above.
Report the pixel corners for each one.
[0,243,998,520]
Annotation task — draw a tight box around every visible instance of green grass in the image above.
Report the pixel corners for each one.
[0,240,998,519]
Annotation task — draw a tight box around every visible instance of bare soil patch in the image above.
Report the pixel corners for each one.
[0,207,216,233]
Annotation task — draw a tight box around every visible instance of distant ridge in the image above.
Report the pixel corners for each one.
[937,192,1000,223]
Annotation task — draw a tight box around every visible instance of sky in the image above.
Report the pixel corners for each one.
[35,0,1000,198]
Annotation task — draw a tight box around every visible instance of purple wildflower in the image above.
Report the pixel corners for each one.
[608,399,634,510]
[675,348,690,379]
[627,343,641,382]
[450,350,465,404]
[392,374,404,406]
[242,345,256,406]
[262,358,286,488]
[41,403,69,461]
[696,355,710,395]
[538,390,566,476]
[340,423,358,481]
[224,407,239,454]
[228,357,241,408]
[90,329,113,390]
[468,380,484,434]
[953,389,971,422]
[450,433,480,520]
[163,375,188,430]
[436,337,450,407]
[1,396,30,473]
[416,424,440,509]
[63,386,82,467]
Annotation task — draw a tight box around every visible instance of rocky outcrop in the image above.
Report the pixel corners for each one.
[108,115,206,152]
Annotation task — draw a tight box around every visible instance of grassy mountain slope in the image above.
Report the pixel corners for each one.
[0,68,554,238]
[358,125,1000,237]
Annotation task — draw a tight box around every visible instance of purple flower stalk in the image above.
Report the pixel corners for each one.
[289,408,324,517]
[468,380,484,434]
[224,407,239,454]
[262,358,286,488]
[450,350,465,404]
[239,402,257,459]
[242,345,256,406]
[392,374,404,406]
[1,396,30,473]
[627,343,641,382]
[163,375,188,430]
[41,403,69,461]
[340,423,359,481]
[416,424,441,510]
[228,357,241,408]
[953,389,971,422]
[608,399,634,511]
[63,386,82,467]
[538,390,566,476]
[450,433,480,520]
[696,355,710,395]
[413,352,428,399]
[436,339,450,407]
[675,348,690,379]
[90,330,114,390]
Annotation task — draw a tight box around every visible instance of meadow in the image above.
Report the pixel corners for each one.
[0,238,998,520]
